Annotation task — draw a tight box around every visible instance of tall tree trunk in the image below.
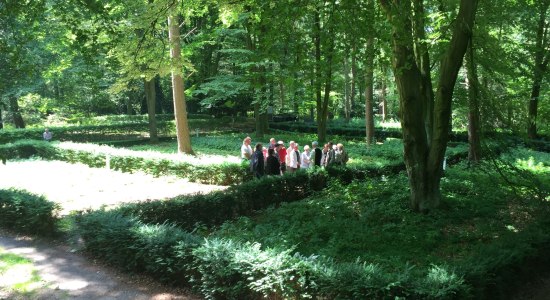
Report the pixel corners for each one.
[168,14,193,154]
[144,78,158,143]
[528,1,549,139]
[0,106,3,129]
[365,36,375,145]
[351,44,357,119]
[314,10,324,141]
[380,0,478,212]
[466,41,481,163]
[9,96,25,128]
[380,71,388,122]
[412,0,435,146]
[344,48,351,122]
[154,76,164,114]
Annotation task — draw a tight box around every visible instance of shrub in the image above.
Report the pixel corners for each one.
[0,189,59,236]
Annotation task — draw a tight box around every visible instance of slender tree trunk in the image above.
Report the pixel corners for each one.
[314,10,324,141]
[528,1,549,139]
[365,36,375,145]
[0,106,3,129]
[466,41,481,163]
[9,96,25,128]
[168,14,193,154]
[380,0,478,212]
[144,78,158,143]
[381,71,388,121]
[351,44,357,118]
[344,48,351,122]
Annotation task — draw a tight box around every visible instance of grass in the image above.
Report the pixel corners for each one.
[0,247,44,297]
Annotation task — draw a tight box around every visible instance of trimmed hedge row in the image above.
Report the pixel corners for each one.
[0,189,59,236]
[117,169,328,231]
[0,121,174,144]
[0,140,249,186]
[76,209,468,299]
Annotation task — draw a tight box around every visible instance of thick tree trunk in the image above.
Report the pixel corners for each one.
[144,78,158,143]
[9,96,25,129]
[466,41,481,163]
[168,15,193,154]
[528,2,549,139]
[380,0,478,212]
[365,36,375,145]
[412,0,435,146]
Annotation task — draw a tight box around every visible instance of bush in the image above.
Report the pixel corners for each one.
[117,169,328,231]
[0,189,59,236]
[0,140,58,161]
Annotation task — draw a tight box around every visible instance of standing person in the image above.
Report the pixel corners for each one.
[277,141,287,173]
[286,141,298,172]
[43,128,53,142]
[294,143,301,169]
[268,137,277,150]
[241,136,253,161]
[311,141,322,167]
[251,143,265,178]
[335,143,349,166]
[265,148,281,175]
[321,143,329,167]
[326,141,336,166]
[301,145,311,169]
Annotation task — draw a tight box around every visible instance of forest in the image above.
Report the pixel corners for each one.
[1,0,549,299]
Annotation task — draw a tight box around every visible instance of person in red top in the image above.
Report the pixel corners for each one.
[276,141,287,174]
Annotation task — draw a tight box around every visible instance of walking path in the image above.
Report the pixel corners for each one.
[0,160,223,299]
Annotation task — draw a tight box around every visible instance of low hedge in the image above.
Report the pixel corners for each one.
[76,209,468,299]
[0,189,60,236]
[0,121,174,144]
[117,169,328,231]
[0,140,58,161]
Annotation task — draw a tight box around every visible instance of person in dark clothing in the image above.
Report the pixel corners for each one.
[312,141,322,167]
[265,148,281,175]
[251,143,265,179]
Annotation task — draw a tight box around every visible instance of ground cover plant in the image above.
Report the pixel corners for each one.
[208,148,550,298]
[0,247,45,298]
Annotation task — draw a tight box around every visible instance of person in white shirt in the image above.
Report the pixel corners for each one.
[241,136,253,160]
[43,128,53,142]
[301,145,311,169]
[286,141,298,172]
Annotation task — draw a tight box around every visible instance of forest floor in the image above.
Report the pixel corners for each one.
[0,160,549,299]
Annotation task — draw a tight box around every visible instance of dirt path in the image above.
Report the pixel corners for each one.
[0,160,222,299]
[0,231,201,300]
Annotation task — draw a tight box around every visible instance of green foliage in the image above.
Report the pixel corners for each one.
[0,189,59,236]
[117,169,328,231]
[0,140,58,161]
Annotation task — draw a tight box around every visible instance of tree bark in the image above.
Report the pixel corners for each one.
[351,44,357,118]
[344,48,351,122]
[144,78,158,143]
[380,0,478,212]
[365,36,375,145]
[466,41,481,163]
[528,1,549,139]
[9,96,25,129]
[380,71,388,121]
[168,15,193,154]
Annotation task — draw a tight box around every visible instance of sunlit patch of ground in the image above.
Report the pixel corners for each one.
[0,160,227,215]
[0,247,47,298]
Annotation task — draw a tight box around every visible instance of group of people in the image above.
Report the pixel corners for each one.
[241,136,349,178]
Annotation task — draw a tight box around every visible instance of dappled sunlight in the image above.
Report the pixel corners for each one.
[58,141,241,166]
[0,160,227,215]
